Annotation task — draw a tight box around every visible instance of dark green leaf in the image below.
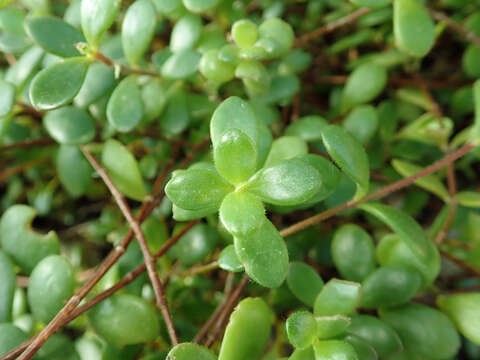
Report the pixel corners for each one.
[287,262,324,307]
[313,340,359,360]
[44,106,95,144]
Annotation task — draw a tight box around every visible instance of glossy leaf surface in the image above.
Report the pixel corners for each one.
[286,262,324,307]
[44,106,95,144]
[314,279,361,316]
[218,245,244,272]
[286,311,317,349]
[167,343,217,360]
[81,0,121,47]
[313,340,359,360]
[107,76,143,133]
[219,191,265,237]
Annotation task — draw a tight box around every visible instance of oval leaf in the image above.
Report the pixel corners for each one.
[81,0,121,47]
[107,76,143,133]
[286,311,318,349]
[287,262,324,307]
[167,343,217,360]
[314,279,361,317]
[44,106,95,144]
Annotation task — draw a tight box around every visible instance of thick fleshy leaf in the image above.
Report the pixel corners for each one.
[232,19,258,48]
[219,298,272,360]
[199,49,235,83]
[314,279,361,316]
[234,220,288,288]
[286,311,317,349]
[0,324,28,357]
[101,139,147,201]
[348,315,403,358]
[343,64,387,109]
[88,294,160,347]
[313,340,359,360]
[183,0,219,13]
[30,57,89,110]
[162,49,201,79]
[350,0,391,8]
[361,266,422,308]
[284,115,327,142]
[44,106,95,144]
[392,159,449,201]
[81,0,121,47]
[289,347,315,360]
[0,205,59,273]
[331,224,376,282]
[0,251,15,322]
[0,79,15,117]
[170,13,202,52]
[25,16,84,57]
[107,76,143,132]
[161,90,190,135]
[379,304,460,359]
[264,136,308,168]
[57,145,93,197]
[316,315,351,340]
[210,96,258,148]
[235,60,271,95]
[437,293,480,345]
[169,223,218,265]
[244,159,321,206]
[358,202,440,285]
[5,46,44,88]
[214,128,257,185]
[456,191,480,208]
[172,204,217,221]
[218,245,244,272]
[166,168,233,210]
[219,191,265,237]
[258,18,294,58]
[287,262,324,307]
[167,343,217,360]
[321,125,369,199]
[27,255,75,323]
[343,105,379,144]
[122,0,156,66]
[74,63,115,108]
[394,0,435,57]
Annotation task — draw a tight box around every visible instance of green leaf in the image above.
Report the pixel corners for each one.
[286,262,324,307]
[199,49,236,83]
[214,128,257,185]
[234,220,288,288]
[172,204,218,221]
[348,315,403,358]
[394,0,435,57]
[471,79,480,145]
[170,13,202,52]
[284,115,327,142]
[162,49,201,79]
[44,106,95,145]
[343,105,379,144]
[358,202,440,285]
[101,139,147,201]
[30,57,89,110]
[27,255,75,323]
[456,191,480,208]
[0,251,15,323]
[264,136,308,168]
[397,113,453,148]
[316,315,351,340]
[5,46,44,88]
[219,298,272,360]
[166,168,233,210]
[219,191,266,237]
[392,159,449,201]
[437,293,480,345]
[183,0,219,13]
[169,223,218,265]
[314,279,361,316]
[25,16,84,57]
[106,76,143,133]
[57,145,93,197]
[74,62,115,108]
[350,0,391,8]
[343,64,387,109]
[313,340,359,360]
[88,294,160,347]
[331,224,376,282]
[81,0,121,48]
[122,0,156,66]
[167,343,217,360]
[244,159,322,206]
[0,80,14,117]
[161,90,190,135]
[321,125,369,199]
[286,311,318,349]
[232,19,258,48]
[0,324,28,357]
[289,347,315,360]
[0,205,60,274]
[258,18,294,58]
[379,304,460,359]
[361,265,422,308]
[218,245,244,272]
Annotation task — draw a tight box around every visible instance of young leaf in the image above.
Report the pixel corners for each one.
[331,224,376,282]
[394,0,435,57]
[437,293,480,345]
[0,251,15,323]
[286,311,318,349]
[379,304,460,359]
[321,125,369,199]
[232,19,258,49]
[234,220,288,288]
[88,294,160,347]
[165,168,233,210]
[316,315,351,340]
[287,262,324,307]
[122,0,156,66]
[167,343,217,360]
[199,49,236,83]
[358,202,440,285]
[218,245,244,272]
[244,159,322,206]
[313,340,359,360]
[27,255,75,323]
[162,49,201,79]
[258,18,295,58]
[81,0,121,48]
[101,139,147,201]
[314,279,361,317]
[214,128,257,185]
[219,191,266,237]
[342,63,387,109]
[107,76,143,133]
[44,106,95,145]
[0,79,14,116]
[219,298,272,360]
[0,205,60,274]
[25,16,84,57]
[170,13,202,52]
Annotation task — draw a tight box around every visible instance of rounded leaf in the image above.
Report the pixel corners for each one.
[44,106,95,145]
[169,223,218,265]
[199,49,235,83]
[218,245,244,272]
[343,105,379,144]
[456,191,480,208]
[57,145,93,197]
[286,311,317,349]
[107,76,143,133]
[74,62,115,108]
[258,18,294,58]
[316,315,351,340]
[284,115,327,142]
[81,0,121,47]
[167,343,217,360]
[343,64,387,109]
[264,136,308,168]
[232,19,258,48]
[0,251,15,322]
[183,0,219,13]
[162,49,201,79]
[313,340,359,360]
[0,79,15,116]
[170,13,202,52]
[314,279,361,317]
[287,262,324,307]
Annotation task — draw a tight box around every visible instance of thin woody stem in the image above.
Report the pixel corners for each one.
[93,51,159,77]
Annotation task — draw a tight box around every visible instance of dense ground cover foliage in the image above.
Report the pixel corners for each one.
[2,0,480,359]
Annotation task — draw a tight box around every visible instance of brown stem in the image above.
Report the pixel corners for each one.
[428,9,480,48]
[280,143,475,238]
[0,138,55,153]
[80,148,179,346]
[93,51,159,77]
[440,250,480,280]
